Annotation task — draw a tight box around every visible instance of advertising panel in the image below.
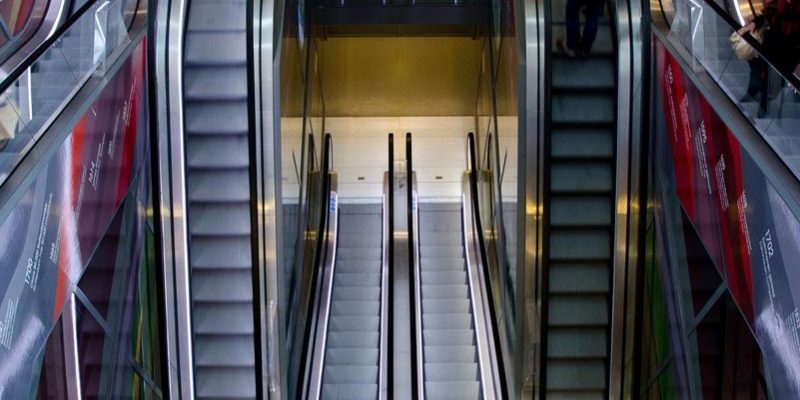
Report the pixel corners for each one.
[0,39,146,398]
[656,40,800,395]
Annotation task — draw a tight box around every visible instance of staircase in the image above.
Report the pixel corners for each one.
[184,0,255,398]
[418,202,481,400]
[321,204,383,400]
[545,2,615,398]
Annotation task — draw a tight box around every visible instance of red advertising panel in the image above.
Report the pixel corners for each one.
[0,39,147,398]
[656,40,800,396]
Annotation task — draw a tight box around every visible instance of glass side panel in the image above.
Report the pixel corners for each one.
[34,317,69,400]
[75,299,109,400]
[0,0,132,187]
[689,293,768,399]
[667,0,800,180]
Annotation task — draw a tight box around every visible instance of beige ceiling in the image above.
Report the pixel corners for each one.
[319,36,483,117]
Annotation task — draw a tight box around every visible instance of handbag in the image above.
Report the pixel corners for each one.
[730,29,764,61]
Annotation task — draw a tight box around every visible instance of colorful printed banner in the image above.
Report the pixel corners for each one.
[0,39,146,399]
[656,40,800,396]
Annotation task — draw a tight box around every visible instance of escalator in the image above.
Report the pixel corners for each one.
[543,0,616,397]
[320,203,383,398]
[410,133,504,400]
[417,202,483,398]
[182,0,255,398]
[301,134,388,400]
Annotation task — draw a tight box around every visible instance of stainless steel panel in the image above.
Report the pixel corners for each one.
[252,0,282,397]
[517,0,546,399]
[462,173,502,400]
[152,0,192,396]
[306,182,339,399]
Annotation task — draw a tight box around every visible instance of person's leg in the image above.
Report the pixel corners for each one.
[580,0,605,53]
[757,57,769,116]
[743,58,762,100]
[565,0,582,51]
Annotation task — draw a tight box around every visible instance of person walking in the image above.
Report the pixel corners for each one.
[557,0,607,58]
[738,0,800,116]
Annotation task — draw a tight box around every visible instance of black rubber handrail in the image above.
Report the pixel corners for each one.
[297,132,334,398]
[701,0,800,91]
[387,132,395,395]
[0,0,100,94]
[466,132,508,398]
[405,131,419,397]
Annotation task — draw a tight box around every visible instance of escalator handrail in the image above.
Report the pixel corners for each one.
[466,132,508,399]
[299,132,335,399]
[0,0,100,93]
[406,131,423,399]
[698,0,800,92]
[386,132,394,397]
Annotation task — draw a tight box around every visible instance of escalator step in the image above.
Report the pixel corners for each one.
[187,170,250,202]
[550,230,610,260]
[424,345,478,363]
[552,128,614,159]
[422,299,470,314]
[420,257,464,270]
[334,272,380,286]
[424,363,479,381]
[194,336,257,367]
[185,31,247,66]
[552,94,614,124]
[185,101,249,135]
[425,381,481,400]
[553,58,615,90]
[190,237,251,269]
[330,301,380,316]
[327,331,380,348]
[548,295,609,327]
[547,328,608,359]
[187,135,250,168]
[332,286,380,301]
[550,162,613,193]
[549,262,610,294]
[329,316,380,332]
[550,195,612,227]
[421,270,467,285]
[186,0,247,32]
[188,203,251,236]
[193,304,254,335]
[423,313,473,330]
[325,348,379,365]
[321,383,378,400]
[195,367,256,399]
[420,245,463,259]
[185,66,248,101]
[422,284,469,299]
[323,366,378,383]
[545,359,607,391]
[423,329,475,345]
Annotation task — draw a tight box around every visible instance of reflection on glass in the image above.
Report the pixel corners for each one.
[0,0,132,187]
[667,0,800,180]
[75,299,109,400]
[691,293,768,399]
[35,317,69,400]
[638,220,676,396]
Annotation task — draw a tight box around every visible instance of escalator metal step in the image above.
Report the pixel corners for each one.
[322,205,382,400]
[545,4,615,396]
[419,205,482,399]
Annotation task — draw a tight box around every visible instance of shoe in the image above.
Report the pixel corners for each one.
[740,95,757,103]
[557,37,577,58]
